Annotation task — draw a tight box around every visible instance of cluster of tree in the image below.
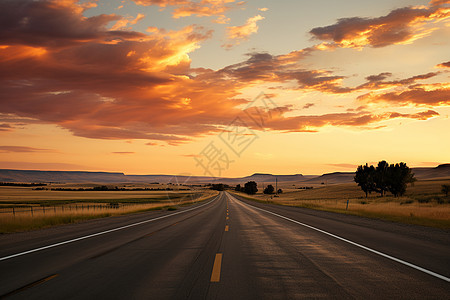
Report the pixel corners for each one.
[235,182,258,194]
[1,182,47,187]
[297,186,313,190]
[235,182,282,195]
[263,184,274,194]
[210,183,230,191]
[354,161,416,197]
[442,184,450,197]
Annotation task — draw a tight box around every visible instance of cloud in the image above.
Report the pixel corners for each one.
[302,103,315,109]
[357,72,439,90]
[0,123,12,131]
[256,109,440,132]
[181,154,202,158]
[327,163,358,169]
[0,0,445,146]
[217,51,352,93]
[223,15,265,49]
[358,83,450,106]
[309,5,450,48]
[429,0,450,6]
[0,161,90,170]
[365,72,392,82]
[132,0,244,21]
[110,13,145,31]
[0,0,144,48]
[0,146,54,153]
[111,151,135,154]
[0,1,244,144]
[258,8,269,12]
[436,61,450,68]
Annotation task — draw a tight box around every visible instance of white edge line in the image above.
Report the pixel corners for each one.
[227,192,450,283]
[0,194,220,262]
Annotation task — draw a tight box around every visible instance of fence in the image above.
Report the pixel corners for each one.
[0,203,142,217]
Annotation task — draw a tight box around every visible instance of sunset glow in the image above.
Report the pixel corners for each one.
[0,0,449,176]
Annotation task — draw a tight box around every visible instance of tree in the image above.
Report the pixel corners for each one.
[235,184,241,192]
[263,184,274,194]
[277,188,283,194]
[210,183,224,191]
[354,163,376,198]
[355,161,416,197]
[442,184,450,197]
[375,160,390,197]
[244,181,258,194]
[387,162,416,197]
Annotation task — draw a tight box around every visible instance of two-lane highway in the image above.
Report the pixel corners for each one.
[0,191,449,299]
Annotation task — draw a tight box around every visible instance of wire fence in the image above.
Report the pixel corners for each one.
[0,203,147,217]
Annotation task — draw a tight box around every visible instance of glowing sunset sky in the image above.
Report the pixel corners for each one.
[0,0,449,176]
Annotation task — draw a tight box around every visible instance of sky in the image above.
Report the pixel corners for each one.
[0,0,449,177]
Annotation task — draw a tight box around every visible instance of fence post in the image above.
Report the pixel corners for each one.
[43,206,45,214]
[13,207,15,216]
[31,206,33,217]
[54,206,56,213]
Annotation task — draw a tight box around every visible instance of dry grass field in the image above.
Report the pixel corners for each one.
[0,184,218,233]
[232,178,450,229]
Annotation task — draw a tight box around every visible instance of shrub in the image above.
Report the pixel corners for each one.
[263,185,274,194]
[400,200,414,205]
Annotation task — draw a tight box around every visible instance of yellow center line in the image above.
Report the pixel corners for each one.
[210,253,223,282]
[226,217,229,220]
[225,225,229,231]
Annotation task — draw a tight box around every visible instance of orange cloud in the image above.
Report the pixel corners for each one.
[436,61,450,68]
[357,72,439,90]
[133,0,243,21]
[0,124,12,131]
[0,146,55,153]
[110,13,145,31]
[255,110,440,132]
[0,0,240,144]
[0,0,445,146]
[223,15,265,49]
[310,4,450,48]
[429,0,450,6]
[358,83,450,106]
[112,152,135,154]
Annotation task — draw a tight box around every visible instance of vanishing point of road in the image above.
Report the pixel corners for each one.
[0,191,449,299]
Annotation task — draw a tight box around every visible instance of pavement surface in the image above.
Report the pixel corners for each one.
[0,191,448,299]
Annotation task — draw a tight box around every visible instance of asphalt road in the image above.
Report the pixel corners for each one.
[0,191,448,299]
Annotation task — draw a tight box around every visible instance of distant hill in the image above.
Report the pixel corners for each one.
[0,169,128,183]
[304,172,355,184]
[0,164,448,184]
[411,164,450,180]
[221,173,309,184]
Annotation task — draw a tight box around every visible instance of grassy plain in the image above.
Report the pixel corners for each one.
[232,178,450,229]
[0,184,218,233]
